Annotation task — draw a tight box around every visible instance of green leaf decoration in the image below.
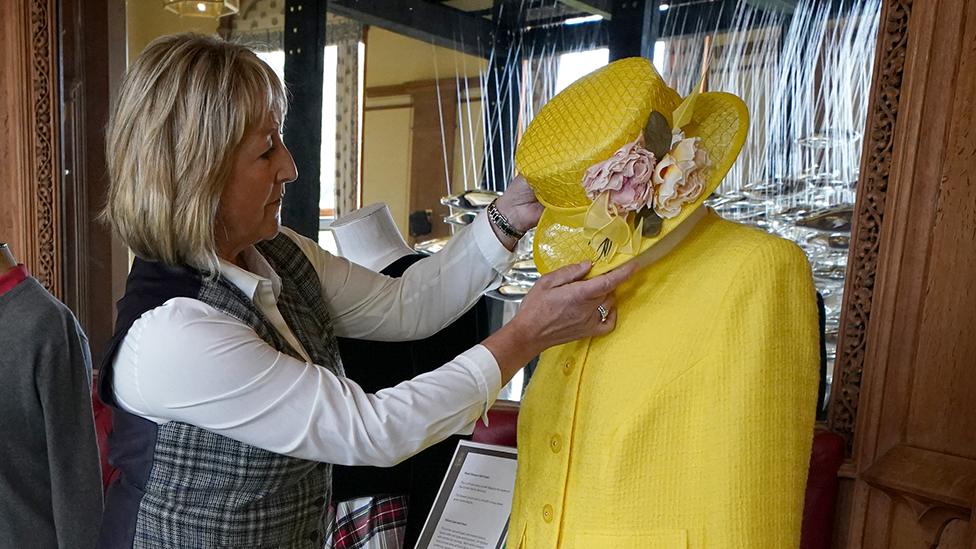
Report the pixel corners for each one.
[637,208,663,237]
[643,111,672,160]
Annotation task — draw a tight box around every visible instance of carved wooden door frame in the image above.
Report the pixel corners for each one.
[828,0,976,545]
[827,0,912,457]
[0,0,62,294]
[0,0,126,360]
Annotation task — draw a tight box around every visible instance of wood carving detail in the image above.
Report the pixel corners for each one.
[29,0,60,294]
[827,0,913,453]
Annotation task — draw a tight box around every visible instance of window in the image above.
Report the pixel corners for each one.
[257,45,363,255]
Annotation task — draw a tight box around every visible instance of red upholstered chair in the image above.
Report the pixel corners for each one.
[472,401,847,547]
[800,429,846,549]
[92,381,119,493]
[472,400,520,448]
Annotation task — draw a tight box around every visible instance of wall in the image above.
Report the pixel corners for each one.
[362,27,487,238]
[364,27,485,87]
[362,104,413,237]
[126,0,220,64]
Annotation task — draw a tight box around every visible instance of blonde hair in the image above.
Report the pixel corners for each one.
[103,33,287,273]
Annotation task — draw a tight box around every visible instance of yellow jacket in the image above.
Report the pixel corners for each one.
[509,212,819,548]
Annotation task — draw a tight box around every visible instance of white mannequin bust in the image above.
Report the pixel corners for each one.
[330,203,415,272]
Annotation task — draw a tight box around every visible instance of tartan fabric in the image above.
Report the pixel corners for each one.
[326,495,409,549]
[128,233,342,548]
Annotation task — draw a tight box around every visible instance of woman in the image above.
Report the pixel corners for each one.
[97,34,634,548]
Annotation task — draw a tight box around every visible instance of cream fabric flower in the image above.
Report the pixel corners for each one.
[582,136,656,213]
[652,137,709,219]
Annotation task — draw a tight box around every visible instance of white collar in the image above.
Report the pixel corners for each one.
[217,247,282,301]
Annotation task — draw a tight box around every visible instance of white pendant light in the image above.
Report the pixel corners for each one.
[163,0,240,18]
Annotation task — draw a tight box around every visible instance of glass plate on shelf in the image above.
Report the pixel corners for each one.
[705,190,747,209]
[807,233,850,250]
[813,263,848,280]
[768,205,815,223]
[820,286,845,316]
[742,177,809,200]
[486,282,531,302]
[795,206,854,233]
[444,211,478,227]
[440,189,502,210]
[796,129,862,149]
[507,259,540,280]
[712,201,768,223]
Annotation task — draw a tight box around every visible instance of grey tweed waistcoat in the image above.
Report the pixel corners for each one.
[98,234,343,549]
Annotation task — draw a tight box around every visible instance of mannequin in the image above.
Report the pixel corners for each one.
[0,243,25,297]
[0,243,16,274]
[0,242,102,547]
[329,203,491,547]
[330,203,414,271]
[507,58,819,548]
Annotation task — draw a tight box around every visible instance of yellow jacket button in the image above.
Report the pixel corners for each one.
[549,434,562,453]
[543,504,554,523]
[562,359,574,375]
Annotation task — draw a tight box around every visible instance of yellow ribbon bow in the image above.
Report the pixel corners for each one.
[582,193,644,263]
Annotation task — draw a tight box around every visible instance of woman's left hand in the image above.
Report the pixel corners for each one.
[494,175,543,234]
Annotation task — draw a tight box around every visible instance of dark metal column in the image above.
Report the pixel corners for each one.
[282,0,328,239]
[482,1,526,192]
[609,0,661,61]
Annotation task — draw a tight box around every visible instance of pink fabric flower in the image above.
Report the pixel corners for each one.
[582,136,657,213]
[652,137,709,219]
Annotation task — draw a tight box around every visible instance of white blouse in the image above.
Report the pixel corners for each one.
[112,213,512,467]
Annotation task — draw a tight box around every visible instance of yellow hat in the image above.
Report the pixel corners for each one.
[516,57,749,275]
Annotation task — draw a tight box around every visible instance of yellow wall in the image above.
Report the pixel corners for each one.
[451,98,484,194]
[126,0,220,64]
[364,28,486,88]
[362,106,414,238]
[362,28,487,233]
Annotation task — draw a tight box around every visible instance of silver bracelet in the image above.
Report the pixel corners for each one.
[487,200,525,239]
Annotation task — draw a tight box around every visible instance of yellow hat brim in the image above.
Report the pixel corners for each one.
[533,91,750,276]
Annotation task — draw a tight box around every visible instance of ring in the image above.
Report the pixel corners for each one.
[597,304,609,323]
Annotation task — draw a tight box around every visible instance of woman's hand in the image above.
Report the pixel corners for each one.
[483,260,638,384]
[494,175,543,235]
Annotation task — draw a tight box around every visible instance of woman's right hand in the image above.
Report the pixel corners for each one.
[483,260,638,384]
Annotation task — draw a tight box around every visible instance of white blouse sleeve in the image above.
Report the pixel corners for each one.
[112,297,502,466]
[282,212,513,341]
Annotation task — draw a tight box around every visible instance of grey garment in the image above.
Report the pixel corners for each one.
[0,277,103,549]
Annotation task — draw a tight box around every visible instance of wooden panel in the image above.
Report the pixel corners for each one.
[861,445,976,512]
[59,0,129,361]
[0,0,61,295]
[827,0,913,451]
[1,0,125,359]
[0,2,31,263]
[936,520,971,549]
[904,1,976,456]
[836,0,976,546]
[407,80,458,243]
[362,106,413,237]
